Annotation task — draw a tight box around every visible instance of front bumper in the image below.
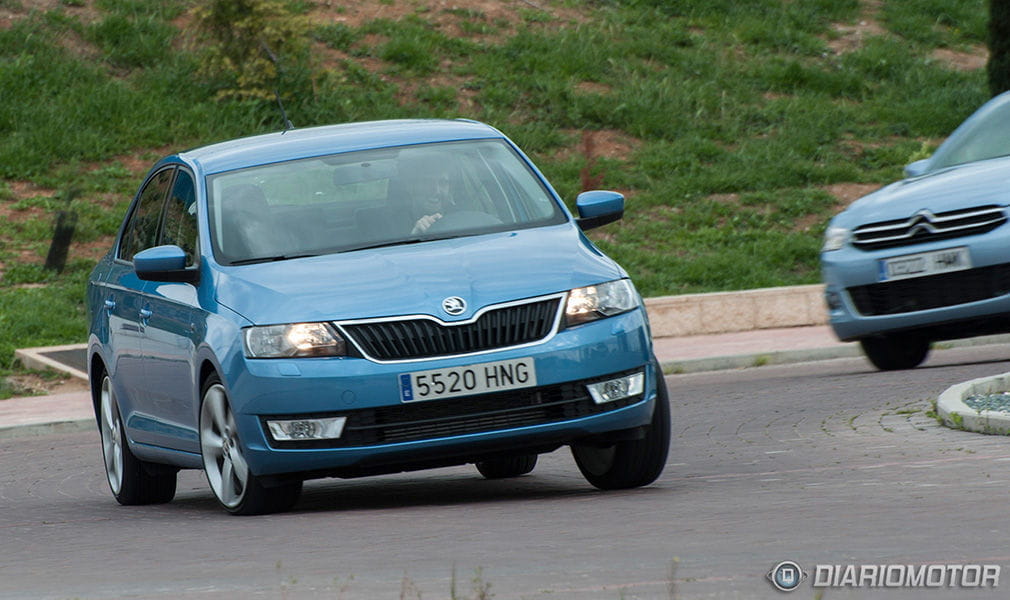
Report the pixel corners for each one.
[225,308,658,477]
[822,233,1010,341]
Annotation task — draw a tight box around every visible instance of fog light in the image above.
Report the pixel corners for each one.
[267,416,347,441]
[825,291,843,311]
[586,372,645,404]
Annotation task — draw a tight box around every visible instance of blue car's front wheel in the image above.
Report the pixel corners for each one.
[199,374,302,515]
[571,360,670,490]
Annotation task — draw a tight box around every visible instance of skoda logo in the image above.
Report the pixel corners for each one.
[442,296,467,316]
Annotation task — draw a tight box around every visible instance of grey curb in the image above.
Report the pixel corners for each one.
[14,343,88,381]
[660,345,862,375]
[645,284,825,337]
[937,374,1010,435]
[660,333,1010,375]
[0,420,94,440]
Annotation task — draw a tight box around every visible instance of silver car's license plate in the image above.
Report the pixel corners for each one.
[878,247,971,282]
[399,357,537,402]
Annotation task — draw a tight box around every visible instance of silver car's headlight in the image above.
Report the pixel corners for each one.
[822,226,851,252]
[243,323,347,358]
[565,279,640,326]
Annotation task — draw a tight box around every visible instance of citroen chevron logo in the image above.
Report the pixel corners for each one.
[442,296,467,316]
[910,210,938,236]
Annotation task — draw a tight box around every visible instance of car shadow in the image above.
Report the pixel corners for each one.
[165,467,673,515]
[295,471,672,513]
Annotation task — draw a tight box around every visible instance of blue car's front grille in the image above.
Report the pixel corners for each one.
[847,263,1010,315]
[262,369,643,449]
[339,297,562,361]
[852,205,1007,250]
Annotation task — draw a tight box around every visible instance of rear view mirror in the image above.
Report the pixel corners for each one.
[904,159,931,178]
[134,245,199,283]
[575,191,624,230]
[331,160,398,186]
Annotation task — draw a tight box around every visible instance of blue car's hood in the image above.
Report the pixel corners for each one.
[214,224,623,324]
[836,157,1010,227]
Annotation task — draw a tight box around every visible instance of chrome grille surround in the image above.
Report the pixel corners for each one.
[852,205,1007,250]
[334,293,567,363]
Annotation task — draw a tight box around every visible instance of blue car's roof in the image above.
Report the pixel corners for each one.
[180,119,505,175]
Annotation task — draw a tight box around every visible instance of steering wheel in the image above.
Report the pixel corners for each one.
[427,210,503,234]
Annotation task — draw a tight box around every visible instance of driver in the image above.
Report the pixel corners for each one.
[411,171,456,234]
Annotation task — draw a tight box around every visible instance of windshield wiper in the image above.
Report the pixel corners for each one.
[343,234,475,253]
[342,238,429,253]
[228,253,319,266]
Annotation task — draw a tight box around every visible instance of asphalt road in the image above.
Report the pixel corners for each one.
[3,345,1010,600]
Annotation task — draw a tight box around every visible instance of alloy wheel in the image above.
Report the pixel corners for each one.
[200,383,249,509]
[99,376,123,495]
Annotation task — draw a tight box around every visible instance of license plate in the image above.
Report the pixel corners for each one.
[878,247,971,282]
[399,357,537,402]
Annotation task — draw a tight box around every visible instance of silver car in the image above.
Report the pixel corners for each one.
[821,91,1010,370]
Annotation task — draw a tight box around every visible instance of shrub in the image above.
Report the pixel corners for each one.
[191,0,310,101]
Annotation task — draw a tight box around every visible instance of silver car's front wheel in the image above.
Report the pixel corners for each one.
[199,375,301,515]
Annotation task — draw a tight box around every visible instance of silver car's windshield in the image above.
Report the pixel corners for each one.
[929,96,1010,172]
[206,140,566,265]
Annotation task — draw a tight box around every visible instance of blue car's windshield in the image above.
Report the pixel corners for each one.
[206,140,567,265]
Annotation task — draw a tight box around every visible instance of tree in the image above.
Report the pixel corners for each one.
[192,0,310,101]
[989,0,1010,95]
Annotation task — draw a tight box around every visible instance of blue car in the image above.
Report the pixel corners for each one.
[87,119,669,514]
[821,91,1010,370]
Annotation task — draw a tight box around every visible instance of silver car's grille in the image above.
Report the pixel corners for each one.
[338,297,563,361]
[852,205,1007,250]
[847,263,1010,315]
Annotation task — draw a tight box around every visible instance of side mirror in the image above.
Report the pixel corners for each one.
[575,191,624,230]
[134,245,199,284]
[904,158,931,178]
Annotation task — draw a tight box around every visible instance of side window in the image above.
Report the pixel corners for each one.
[119,169,174,261]
[161,170,198,267]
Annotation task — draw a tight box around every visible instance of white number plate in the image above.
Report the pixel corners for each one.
[399,357,537,402]
[878,247,971,282]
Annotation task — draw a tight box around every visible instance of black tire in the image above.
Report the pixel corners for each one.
[860,334,930,371]
[97,374,177,505]
[571,359,671,490]
[229,472,302,517]
[199,373,302,515]
[476,454,538,479]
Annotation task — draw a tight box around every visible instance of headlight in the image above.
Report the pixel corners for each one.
[565,279,640,326]
[243,323,347,358]
[822,226,850,252]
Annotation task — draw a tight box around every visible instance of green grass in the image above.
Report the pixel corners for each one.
[0,0,993,375]
[881,0,987,47]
